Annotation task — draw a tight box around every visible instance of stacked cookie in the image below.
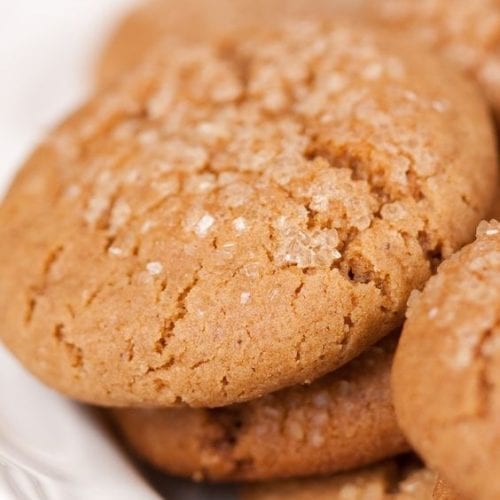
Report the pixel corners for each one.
[0,1,499,499]
[98,0,500,121]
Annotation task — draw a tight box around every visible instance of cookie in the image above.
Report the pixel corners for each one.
[108,335,408,481]
[97,0,500,118]
[361,0,500,119]
[241,456,440,500]
[392,220,500,500]
[95,0,358,88]
[0,22,496,407]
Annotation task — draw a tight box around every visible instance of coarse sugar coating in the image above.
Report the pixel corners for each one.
[241,456,439,500]
[362,0,500,119]
[97,0,500,118]
[109,334,408,481]
[0,21,496,407]
[393,220,500,500]
[96,0,360,88]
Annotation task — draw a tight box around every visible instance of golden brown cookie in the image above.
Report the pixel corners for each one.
[109,335,408,481]
[97,0,500,118]
[96,0,359,88]
[362,0,500,119]
[241,456,439,500]
[392,220,500,500]
[0,22,496,407]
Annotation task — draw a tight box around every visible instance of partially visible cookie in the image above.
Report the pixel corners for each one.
[109,335,408,481]
[96,0,359,88]
[393,220,500,500]
[97,0,500,118]
[241,456,439,500]
[362,0,500,119]
[0,21,496,407]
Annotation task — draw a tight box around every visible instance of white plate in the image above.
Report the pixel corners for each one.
[0,2,237,498]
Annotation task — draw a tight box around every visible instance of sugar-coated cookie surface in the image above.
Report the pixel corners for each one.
[109,335,407,481]
[393,220,500,500]
[241,457,439,500]
[98,0,500,117]
[96,0,359,88]
[0,21,496,407]
[363,0,500,118]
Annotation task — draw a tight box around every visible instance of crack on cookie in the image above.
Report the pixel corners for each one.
[343,314,354,333]
[24,296,37,325]
[82,281,107,308]
[268,137,439,299]
[154,267,201,354]
[293,281,304,300]
[417,230,443,273]
[24,245,65,325]
[190,358,211,370]
[52,323,83,369]
[294,333,307,363]
[65,303,76,319]
[153,378,169,392]
[304,145,389,205]
[125,338,135,362]
[146,356,176,374]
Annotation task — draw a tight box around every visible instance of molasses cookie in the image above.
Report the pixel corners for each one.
[241,456,440,500]
[109,335,407,481]
[0,21,496,407]
[362,0,500,119]
[98,0,500,118]
[393,220,500,500]
[96,0,358,88]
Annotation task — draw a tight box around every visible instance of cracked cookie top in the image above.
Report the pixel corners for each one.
[393,220,500,500]
[0,21,496,407]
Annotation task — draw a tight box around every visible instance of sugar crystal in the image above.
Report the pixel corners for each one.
[195,214,215,237]
[146,262,163,276]
[233,217,248,233]
[240,292,251,305]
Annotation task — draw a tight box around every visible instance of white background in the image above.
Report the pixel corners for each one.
[0,0,138,195]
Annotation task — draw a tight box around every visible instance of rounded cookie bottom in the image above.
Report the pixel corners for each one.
[109,334,408,481]
[241,456,441,500]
